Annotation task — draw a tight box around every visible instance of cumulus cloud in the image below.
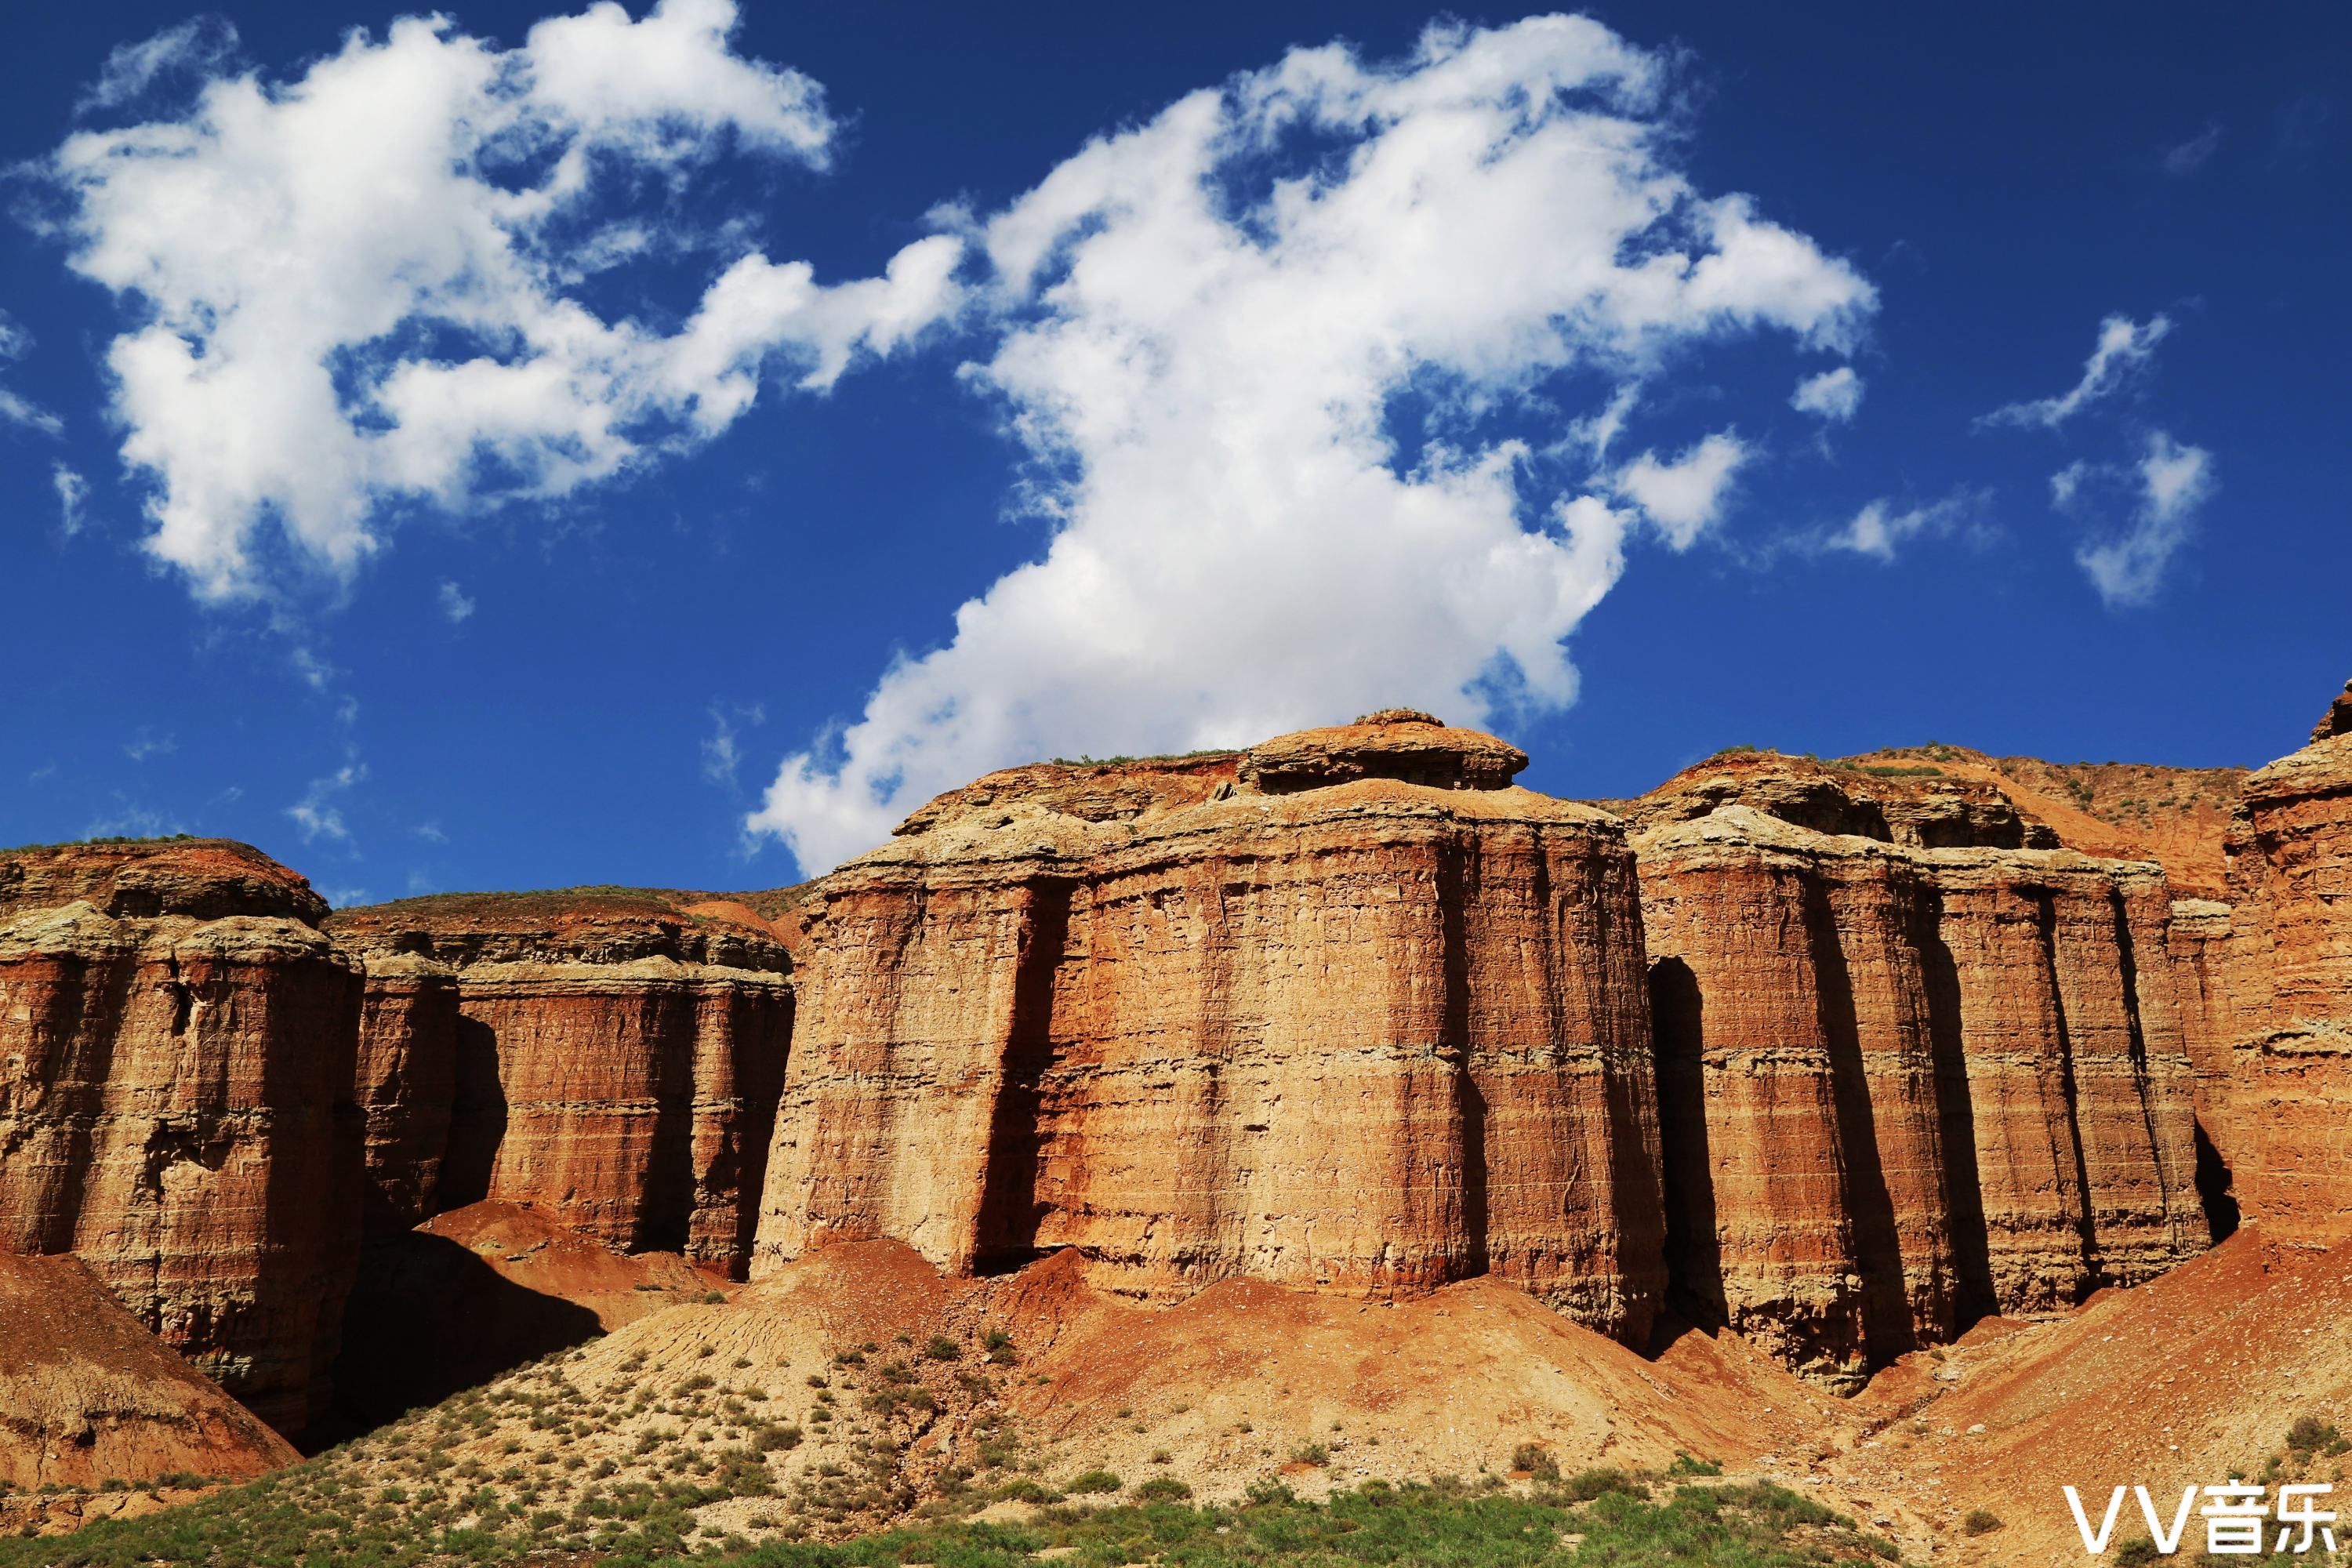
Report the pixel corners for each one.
[1791,365,1863,422]
[1613,434,1750,548]
[287,763,365,844]
[53,464,89,535]
[437,581,476,622]
[0,310,64,437]
[45,0,964,601]
[78,16,240,114]
[747,17,1875,873]
[2074,431,2214,608]
[1980,313,2172,430]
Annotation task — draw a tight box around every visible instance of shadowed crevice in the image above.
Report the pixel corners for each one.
[1647,956,1725,1334]
[1803,881,1913,1367]
[1921,898,1998,1330]
[972,879,1073,1274]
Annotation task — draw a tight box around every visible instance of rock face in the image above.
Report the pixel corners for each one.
[1632,782,2207,1385]
[2311,679,2352,745]
[756,713,1669,1345]
[0,842,361,1435]
[0,1250,296,1489]
[2220,724,2352,1242]
[326,894,794,1275]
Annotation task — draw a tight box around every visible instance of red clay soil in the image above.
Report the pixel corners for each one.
[1826,1228,2352,1561]
[0,1252,296,1490]
[1850,745,2249,898]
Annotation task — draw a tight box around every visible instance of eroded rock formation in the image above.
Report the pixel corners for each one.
[1632,778,2206,1386]
[755,712,1669,1345]
[326,894,795,1275]
[0,842,361,1433]
[2220,719,2352,1242]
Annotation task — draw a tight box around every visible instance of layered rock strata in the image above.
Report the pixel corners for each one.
[326,895,794,1274]
[0,844,361,1433]
[755,713,1670,1345]
[1632,797,2205,1386]
[2220,723,2352,1241]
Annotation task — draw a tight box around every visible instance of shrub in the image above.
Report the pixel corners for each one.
[2114,1541,2161,1566]
[1962,1508,2003,1536]
[1668,1452,1724,1476]
[2289,1416,2343,1454]
[675,1374,715,1396]
[1558,1468,1648,1503]
[1290,1443,1330,1467]
[752,1424,802,1453]
[925,1335,962,1362]
[1066,1470,1123,1494]
[1509,1443,1559,1480]
[1133,1477,1192,1502]
[993,1479,1054,1504]
[985,1331,1018,1366]
[701,1290,727,1305]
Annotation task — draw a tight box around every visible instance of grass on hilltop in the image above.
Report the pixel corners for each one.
[2,1470,1917,1568]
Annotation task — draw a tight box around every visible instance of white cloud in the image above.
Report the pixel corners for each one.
[0,310,64,437]
[123,728,176,763]
[411,822,448,844]
[45,0,964,602]
[2073,431,2214,608]
[287,763,365,844]
[437,581,476,622]
[1980,313,2172,430]
[1613,433,1749,547]
[78,16,240,114]
[1791,365,1864,422]
[2162,124,2222,176]
[748,17,1875,873]
[702,701,764,786]
[53,464,89,535]
[1823,492,1979,562]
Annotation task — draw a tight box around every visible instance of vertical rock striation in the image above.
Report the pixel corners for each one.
[326,895,794,1275]
[1628,757,2206,1386]
[2221,722,2352,1242]
[0,843,361,1434]
[756,713,1669,1345]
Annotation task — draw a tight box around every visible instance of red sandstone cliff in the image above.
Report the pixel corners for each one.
[1629,781,2207,1388]
[0,841,361,1435]
[2219,713,2352,1242]
[754,713,1669,1345]
[325,892,793,1275]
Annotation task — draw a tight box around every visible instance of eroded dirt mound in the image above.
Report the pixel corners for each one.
[1826,1229,2352,1562]
[0,1252,296,1490]
[330,1200,733,1428]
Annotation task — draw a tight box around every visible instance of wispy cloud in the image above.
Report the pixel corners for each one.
[1819,492,1984,563]
[437,581,476,623]
[52,464,89,535]
[0,310,63,437]
[286,764,365,844]
[122,728,176,763]
[78,17,241,114]
[702,702,766,787]
[2074,431,2215,608]
[2161,123,2222,176]
[1979,313,2171,430]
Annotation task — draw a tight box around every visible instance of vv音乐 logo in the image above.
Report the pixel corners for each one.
[2065,1483,2341,1555]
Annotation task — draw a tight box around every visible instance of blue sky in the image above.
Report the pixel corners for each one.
[1,2,2344,902]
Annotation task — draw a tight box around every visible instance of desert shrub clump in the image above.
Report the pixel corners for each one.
[1961,1508,2003,1536]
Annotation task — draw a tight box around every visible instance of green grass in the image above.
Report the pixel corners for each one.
[3,1474,1919,1568]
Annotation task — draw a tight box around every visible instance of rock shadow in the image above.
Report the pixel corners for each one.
[1648,956,1726,1335]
